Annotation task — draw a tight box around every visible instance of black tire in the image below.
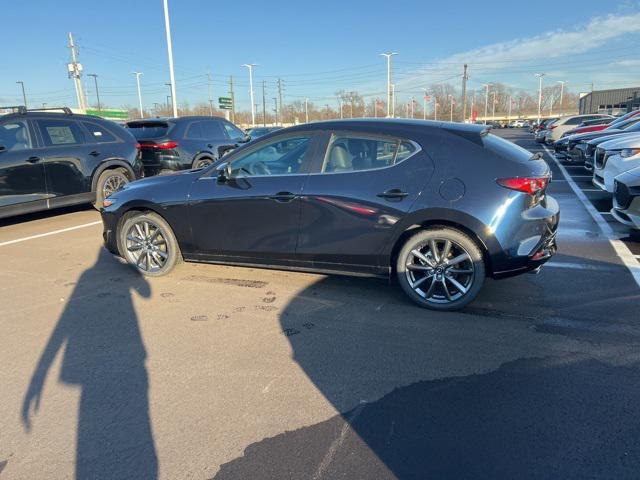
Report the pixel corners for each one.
[192,157,214,169]
[396,227,485,311]
[118,212,181,277]
[93,167,129,209]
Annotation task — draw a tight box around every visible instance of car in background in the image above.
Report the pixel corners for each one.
[101,119,559,312]
[570,118,640,167]
[535,119,557,143]
[509,119,529,128]
[545,114,612,143]
[0,107,142,218]
[560,116,614,138]
[612,167,640,230]
[245,126,282,140]
[126,116,250,175]
[593,135,640,192]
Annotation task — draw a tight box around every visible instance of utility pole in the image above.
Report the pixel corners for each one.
[535,73,545,123]
[304,97,309,123]
[162,0,178,117]
[229,75,235,123]
[380,52,398,117]
[391,84,396,117]
[273,97,278,125]
[277,78,284,125]
[165,82,172,113]
[557,81,567,114]
[483,84,490,124]
[410,96,415,118]
[207,72,213,115]
[16,81,27,109]
[67,32,87,111]
[242,63,257,126]
[507,95,512,123]
[449,95,454,122]
[461,63,468,122]
[338,96,343,119]
[153,102,159,115]
[87,74,100,111]
[262,80,267,126]
[434,100,438,121]
[491,91,496,119]
[132,72,144,118]
[422,88,428,120]
[470,90,475,121]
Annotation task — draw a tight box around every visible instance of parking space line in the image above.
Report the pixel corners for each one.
[543,145,640,288]
[581,188,605,193]
[0,221,102,247]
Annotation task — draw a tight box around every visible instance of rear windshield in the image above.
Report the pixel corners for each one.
[482,133,533,162]
[126,122,170,139]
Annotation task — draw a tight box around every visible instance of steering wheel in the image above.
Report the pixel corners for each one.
[250,161,271,176]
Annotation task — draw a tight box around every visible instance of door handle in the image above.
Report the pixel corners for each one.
[377,188,408,200]
[89,150,101,157]
[26,156,41,163]
[269,191,296,203]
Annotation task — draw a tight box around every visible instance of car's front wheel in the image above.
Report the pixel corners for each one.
[396,227,485,311]
[118,212,181,276]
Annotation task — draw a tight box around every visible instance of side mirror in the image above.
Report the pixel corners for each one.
[216,161,232,183]
[239,134,251,144]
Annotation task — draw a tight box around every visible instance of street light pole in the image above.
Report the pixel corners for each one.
[391,84,396,118]
[162,0,178,118]
[87,74,101,111]
[483,84,490,124]
[242,63,257,126]
[449,95,453,122]
[421,88,428,120]
[132,72,144,118]
[305,97,309,123]
[557,80,567,113]
[380,52,398,117]
[491,91,496,119]
[16,81,27,108]
[535,73,545,123]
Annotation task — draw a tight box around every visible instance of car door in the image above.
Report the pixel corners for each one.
[35,118,93,200]
[186,131,318,263]
[296,131,432,274]
[0,118,47,211]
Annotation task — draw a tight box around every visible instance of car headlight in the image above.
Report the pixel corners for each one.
[621,148,640,158]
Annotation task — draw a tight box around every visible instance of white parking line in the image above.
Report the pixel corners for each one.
[0,221,102,247]
[543,145,640,288]
[581,188,606,193]
[545,261,616,271]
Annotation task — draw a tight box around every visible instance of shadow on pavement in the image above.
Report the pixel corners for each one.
[215,252,640,479]
[21,249,158,479]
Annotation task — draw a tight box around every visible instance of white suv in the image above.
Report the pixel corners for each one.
[546,114,612,143]
[593,134,640,192]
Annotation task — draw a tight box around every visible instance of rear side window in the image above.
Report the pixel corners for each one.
[81,121,117,143]
[201,120,225,139]
[482,133,532,163]
[185,121,204,139]
[323,134,417,173]
[37,119,85,146]
[127,122,169,139]
[0,120,32,151]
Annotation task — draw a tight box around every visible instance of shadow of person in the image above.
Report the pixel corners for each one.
[21,249,157,480]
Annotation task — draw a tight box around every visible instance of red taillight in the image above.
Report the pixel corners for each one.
[135,143,141,150]
[497,177,550,195]
[155,141,178,150]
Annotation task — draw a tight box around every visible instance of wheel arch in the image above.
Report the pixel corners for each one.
[114,203,180,258]
[91,159,136,192]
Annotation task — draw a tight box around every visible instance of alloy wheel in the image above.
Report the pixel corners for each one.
[124,220,169,273]
[102,173,128,199]
[404,238,475,304]
[194,158,212,169]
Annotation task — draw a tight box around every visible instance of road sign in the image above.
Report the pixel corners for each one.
[218,104,232,110]
[86,109,129,120]
[218,97,232,105]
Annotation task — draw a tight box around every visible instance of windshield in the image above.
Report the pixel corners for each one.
[126,122,170,139]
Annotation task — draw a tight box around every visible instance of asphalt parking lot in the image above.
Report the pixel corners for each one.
[2,129,640,479]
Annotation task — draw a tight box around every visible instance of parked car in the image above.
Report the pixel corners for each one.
[592,135,640,192]
[245,126,282,140]
[560,116,614,137]
[509,119,528,128]
[545,114,612,143]
[0,107,142,219]
[571,119,640,167]
[101,119,559,311]
[612,167,640,230]
[535,119,557,143]
[126,116,250,175]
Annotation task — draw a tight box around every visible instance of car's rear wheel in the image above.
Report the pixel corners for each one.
[192,157,213,169]
[119,212,181,277]
[396,227,485,311]
[94,168,129,209]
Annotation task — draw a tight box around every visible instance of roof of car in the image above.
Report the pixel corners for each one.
[1,111,106,122]
[283,118,488,134]
[127,116,227,124]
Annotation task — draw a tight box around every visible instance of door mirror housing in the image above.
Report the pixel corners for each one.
[238,134,251,144]
[216,161,232,183]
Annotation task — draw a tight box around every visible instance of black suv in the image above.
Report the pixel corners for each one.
[126,116,250,175]
[0,107,142,219]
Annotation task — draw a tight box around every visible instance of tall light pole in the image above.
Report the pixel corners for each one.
[162,0,178,117]
[16,81,27,108]
[535,73,545,123]
[305,97,309,123]
[491,91,496,119]
[132,72,144,118]
[507,95,512,123]
[242,63,257,126]
[421,88,428,120]
[380,52,398,117]
[448,94,454,122]
[391,84,396,118]
[557,80,567,113]
[483,84,490,124]
[87,74,101,111]
[434,101,438,121]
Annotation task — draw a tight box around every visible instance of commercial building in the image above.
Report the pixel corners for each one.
[579,87,640,115]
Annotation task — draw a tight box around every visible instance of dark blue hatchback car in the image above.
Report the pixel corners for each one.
[102,119,559,311]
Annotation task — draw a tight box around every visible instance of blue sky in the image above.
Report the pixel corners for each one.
[2,0,640,110]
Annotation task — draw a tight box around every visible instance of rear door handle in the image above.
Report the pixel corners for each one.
[269,191,296,203]
[89,150,100,157]
[377,188,408,200]
[26,156,41,163]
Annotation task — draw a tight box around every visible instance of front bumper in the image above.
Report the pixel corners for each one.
[101,209,120,256]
